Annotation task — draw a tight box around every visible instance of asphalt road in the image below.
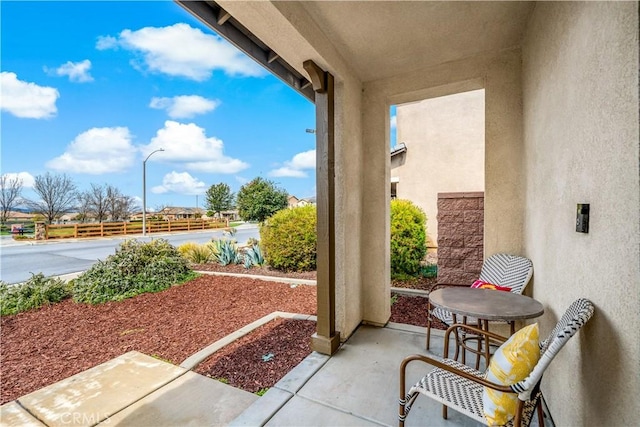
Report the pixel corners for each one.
[0,225,259,284]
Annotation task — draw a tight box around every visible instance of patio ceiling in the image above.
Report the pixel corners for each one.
[296,1,535,82]
[184,1,535,90]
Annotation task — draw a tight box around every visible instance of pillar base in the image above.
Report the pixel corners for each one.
[311,332,341,355]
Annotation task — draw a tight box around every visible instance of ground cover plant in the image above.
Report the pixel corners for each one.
[72,239,195,304]
[0,273,71,316]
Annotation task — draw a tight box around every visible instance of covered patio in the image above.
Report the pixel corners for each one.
[6,1,633,425]
[174,1,639,425]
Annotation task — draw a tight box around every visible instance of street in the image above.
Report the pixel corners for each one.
[0,224,259,284]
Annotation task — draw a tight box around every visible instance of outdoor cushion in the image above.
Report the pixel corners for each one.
[483,323,540,426]
[470,280,511,292]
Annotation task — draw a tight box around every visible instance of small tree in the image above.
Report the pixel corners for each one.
[87,183,109,222]
[25,173,78,224]
[76,190,93,223]
[236,177,288,222]
[205,183,234,218]
[0,175,24,223]
[104,185,137,221]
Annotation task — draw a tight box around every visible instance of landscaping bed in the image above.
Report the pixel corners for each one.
[0,267,441,405]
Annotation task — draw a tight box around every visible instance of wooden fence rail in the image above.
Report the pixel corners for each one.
[44,219,228,240]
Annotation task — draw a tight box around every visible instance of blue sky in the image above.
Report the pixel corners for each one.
[1,1,326,211]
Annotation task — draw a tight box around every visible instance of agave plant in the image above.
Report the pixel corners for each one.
[243,244,265,269]
[211,238,242,266]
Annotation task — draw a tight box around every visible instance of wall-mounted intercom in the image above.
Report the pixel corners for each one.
[576,204,589,233]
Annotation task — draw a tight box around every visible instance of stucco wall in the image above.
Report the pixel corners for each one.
[394,90,485,246]
[522,2,640,425]
[366,48,525,263]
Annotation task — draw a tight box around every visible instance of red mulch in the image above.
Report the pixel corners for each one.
[0,266,441,404]
[195,318,316,393]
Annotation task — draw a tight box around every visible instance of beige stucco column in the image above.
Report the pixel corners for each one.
[360,89,391,326]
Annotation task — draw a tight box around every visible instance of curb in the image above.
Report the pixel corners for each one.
[195,271,317,286]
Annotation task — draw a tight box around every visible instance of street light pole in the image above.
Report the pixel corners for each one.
[142,148,164,237]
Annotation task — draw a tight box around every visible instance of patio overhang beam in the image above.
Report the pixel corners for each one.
[175,1,315,103]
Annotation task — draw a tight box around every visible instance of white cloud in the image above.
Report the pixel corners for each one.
[2,172,36,188]
[152,171,206,195]
[0,72,59,119]
[269,150,316,178]
[142,121,249,174]
[46,127,137,174]
[97,23,264,81]
[96,35,118,50]
[235,176,249,185]
[53,60,94,83]
[390,115,397,129]
[149,95,220,119]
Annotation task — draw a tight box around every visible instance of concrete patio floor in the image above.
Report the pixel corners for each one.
[1,322,546,427]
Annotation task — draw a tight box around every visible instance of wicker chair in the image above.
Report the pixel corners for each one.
[400,298,595,427]
[426,253,534,365]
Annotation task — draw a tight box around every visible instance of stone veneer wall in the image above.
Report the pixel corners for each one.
[437,192,484,285]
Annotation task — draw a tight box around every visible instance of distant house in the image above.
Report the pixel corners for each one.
[298,197,316,206]
[158,207,206,220]
[288,195,316,208]
[217,209,239,222]
[58,213,80,224]
[6,211,35,221]
[287,195,299,208]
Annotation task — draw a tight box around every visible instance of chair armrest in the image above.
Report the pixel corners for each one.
[399,353,513,396]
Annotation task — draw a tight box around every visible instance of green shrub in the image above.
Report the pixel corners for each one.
[390,199,427,278]
[260,205,316,272]
[178,242,215,264]
[72,239,193,304]
[420,263,437,278]
[0,273,71,316]
[177,242,198,256]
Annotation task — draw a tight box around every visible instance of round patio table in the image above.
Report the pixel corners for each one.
[429,287,544,367]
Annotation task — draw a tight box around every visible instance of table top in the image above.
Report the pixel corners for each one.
[429,287,544,321]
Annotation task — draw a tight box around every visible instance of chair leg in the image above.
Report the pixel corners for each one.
[452,314,461,362]
[474,320,482,370]
[536,400,545,427]
[442,404,448,420]
[514,399,524,427]
[426,302,432,350]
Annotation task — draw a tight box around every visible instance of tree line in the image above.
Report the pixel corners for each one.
[0,173,137,224]
[2,173,292,225]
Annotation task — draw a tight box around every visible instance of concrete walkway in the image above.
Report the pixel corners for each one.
[2,322,500,427]
[231,323,484,427]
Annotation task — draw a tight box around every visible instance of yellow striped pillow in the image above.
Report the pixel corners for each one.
[483,323,540,426]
